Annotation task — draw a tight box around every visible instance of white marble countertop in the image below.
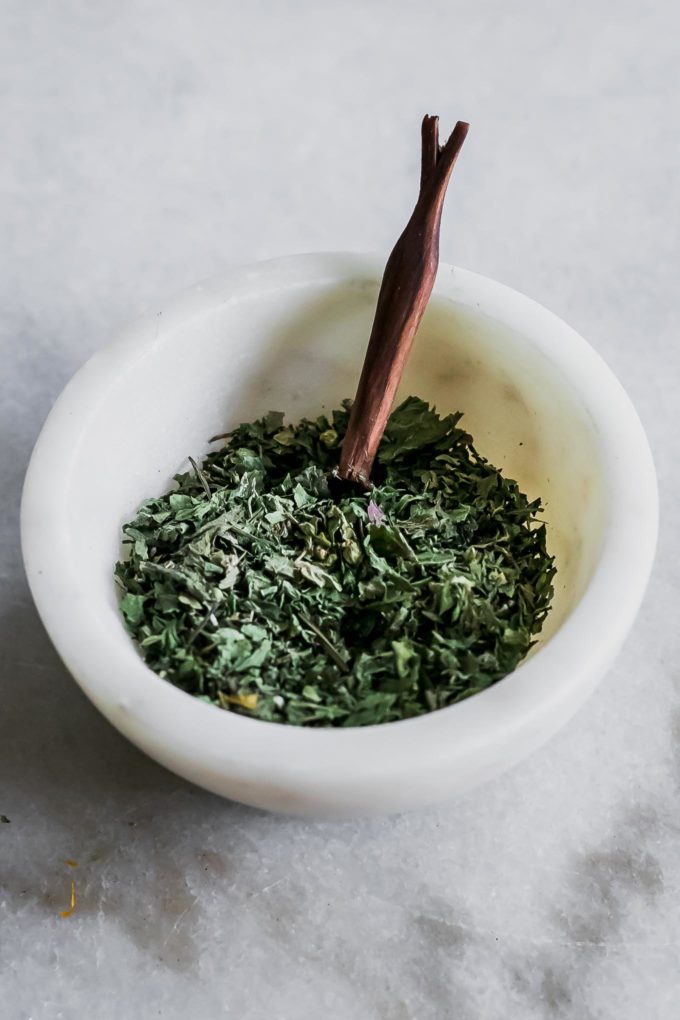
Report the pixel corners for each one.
[1,3,678,1018]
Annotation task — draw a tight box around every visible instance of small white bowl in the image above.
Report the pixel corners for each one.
[21,253,657,817]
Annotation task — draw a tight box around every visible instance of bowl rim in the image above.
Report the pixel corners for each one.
[21,252,658,788]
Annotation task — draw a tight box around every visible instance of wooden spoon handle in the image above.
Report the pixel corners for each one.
[338,117,469,487]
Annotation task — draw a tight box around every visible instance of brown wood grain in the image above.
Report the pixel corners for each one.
[337,116,469,487]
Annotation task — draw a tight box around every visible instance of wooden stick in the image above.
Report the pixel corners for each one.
[337,116,469,487]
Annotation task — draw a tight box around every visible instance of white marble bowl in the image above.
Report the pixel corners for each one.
[21,253,657,817]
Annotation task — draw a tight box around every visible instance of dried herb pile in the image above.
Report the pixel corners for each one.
[115,398,555,727]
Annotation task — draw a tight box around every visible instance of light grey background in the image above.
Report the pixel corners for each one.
[1,2,678,1018]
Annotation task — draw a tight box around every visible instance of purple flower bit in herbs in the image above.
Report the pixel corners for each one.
[367,500,386,526]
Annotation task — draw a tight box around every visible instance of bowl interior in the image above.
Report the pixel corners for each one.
[67,270,606,655]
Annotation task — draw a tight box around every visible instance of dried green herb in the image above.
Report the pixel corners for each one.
[115,398,555,727]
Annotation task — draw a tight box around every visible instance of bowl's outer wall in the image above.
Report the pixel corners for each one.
[21,254,658,816]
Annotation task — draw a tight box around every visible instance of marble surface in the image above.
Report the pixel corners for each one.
[0,2,678,1017]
